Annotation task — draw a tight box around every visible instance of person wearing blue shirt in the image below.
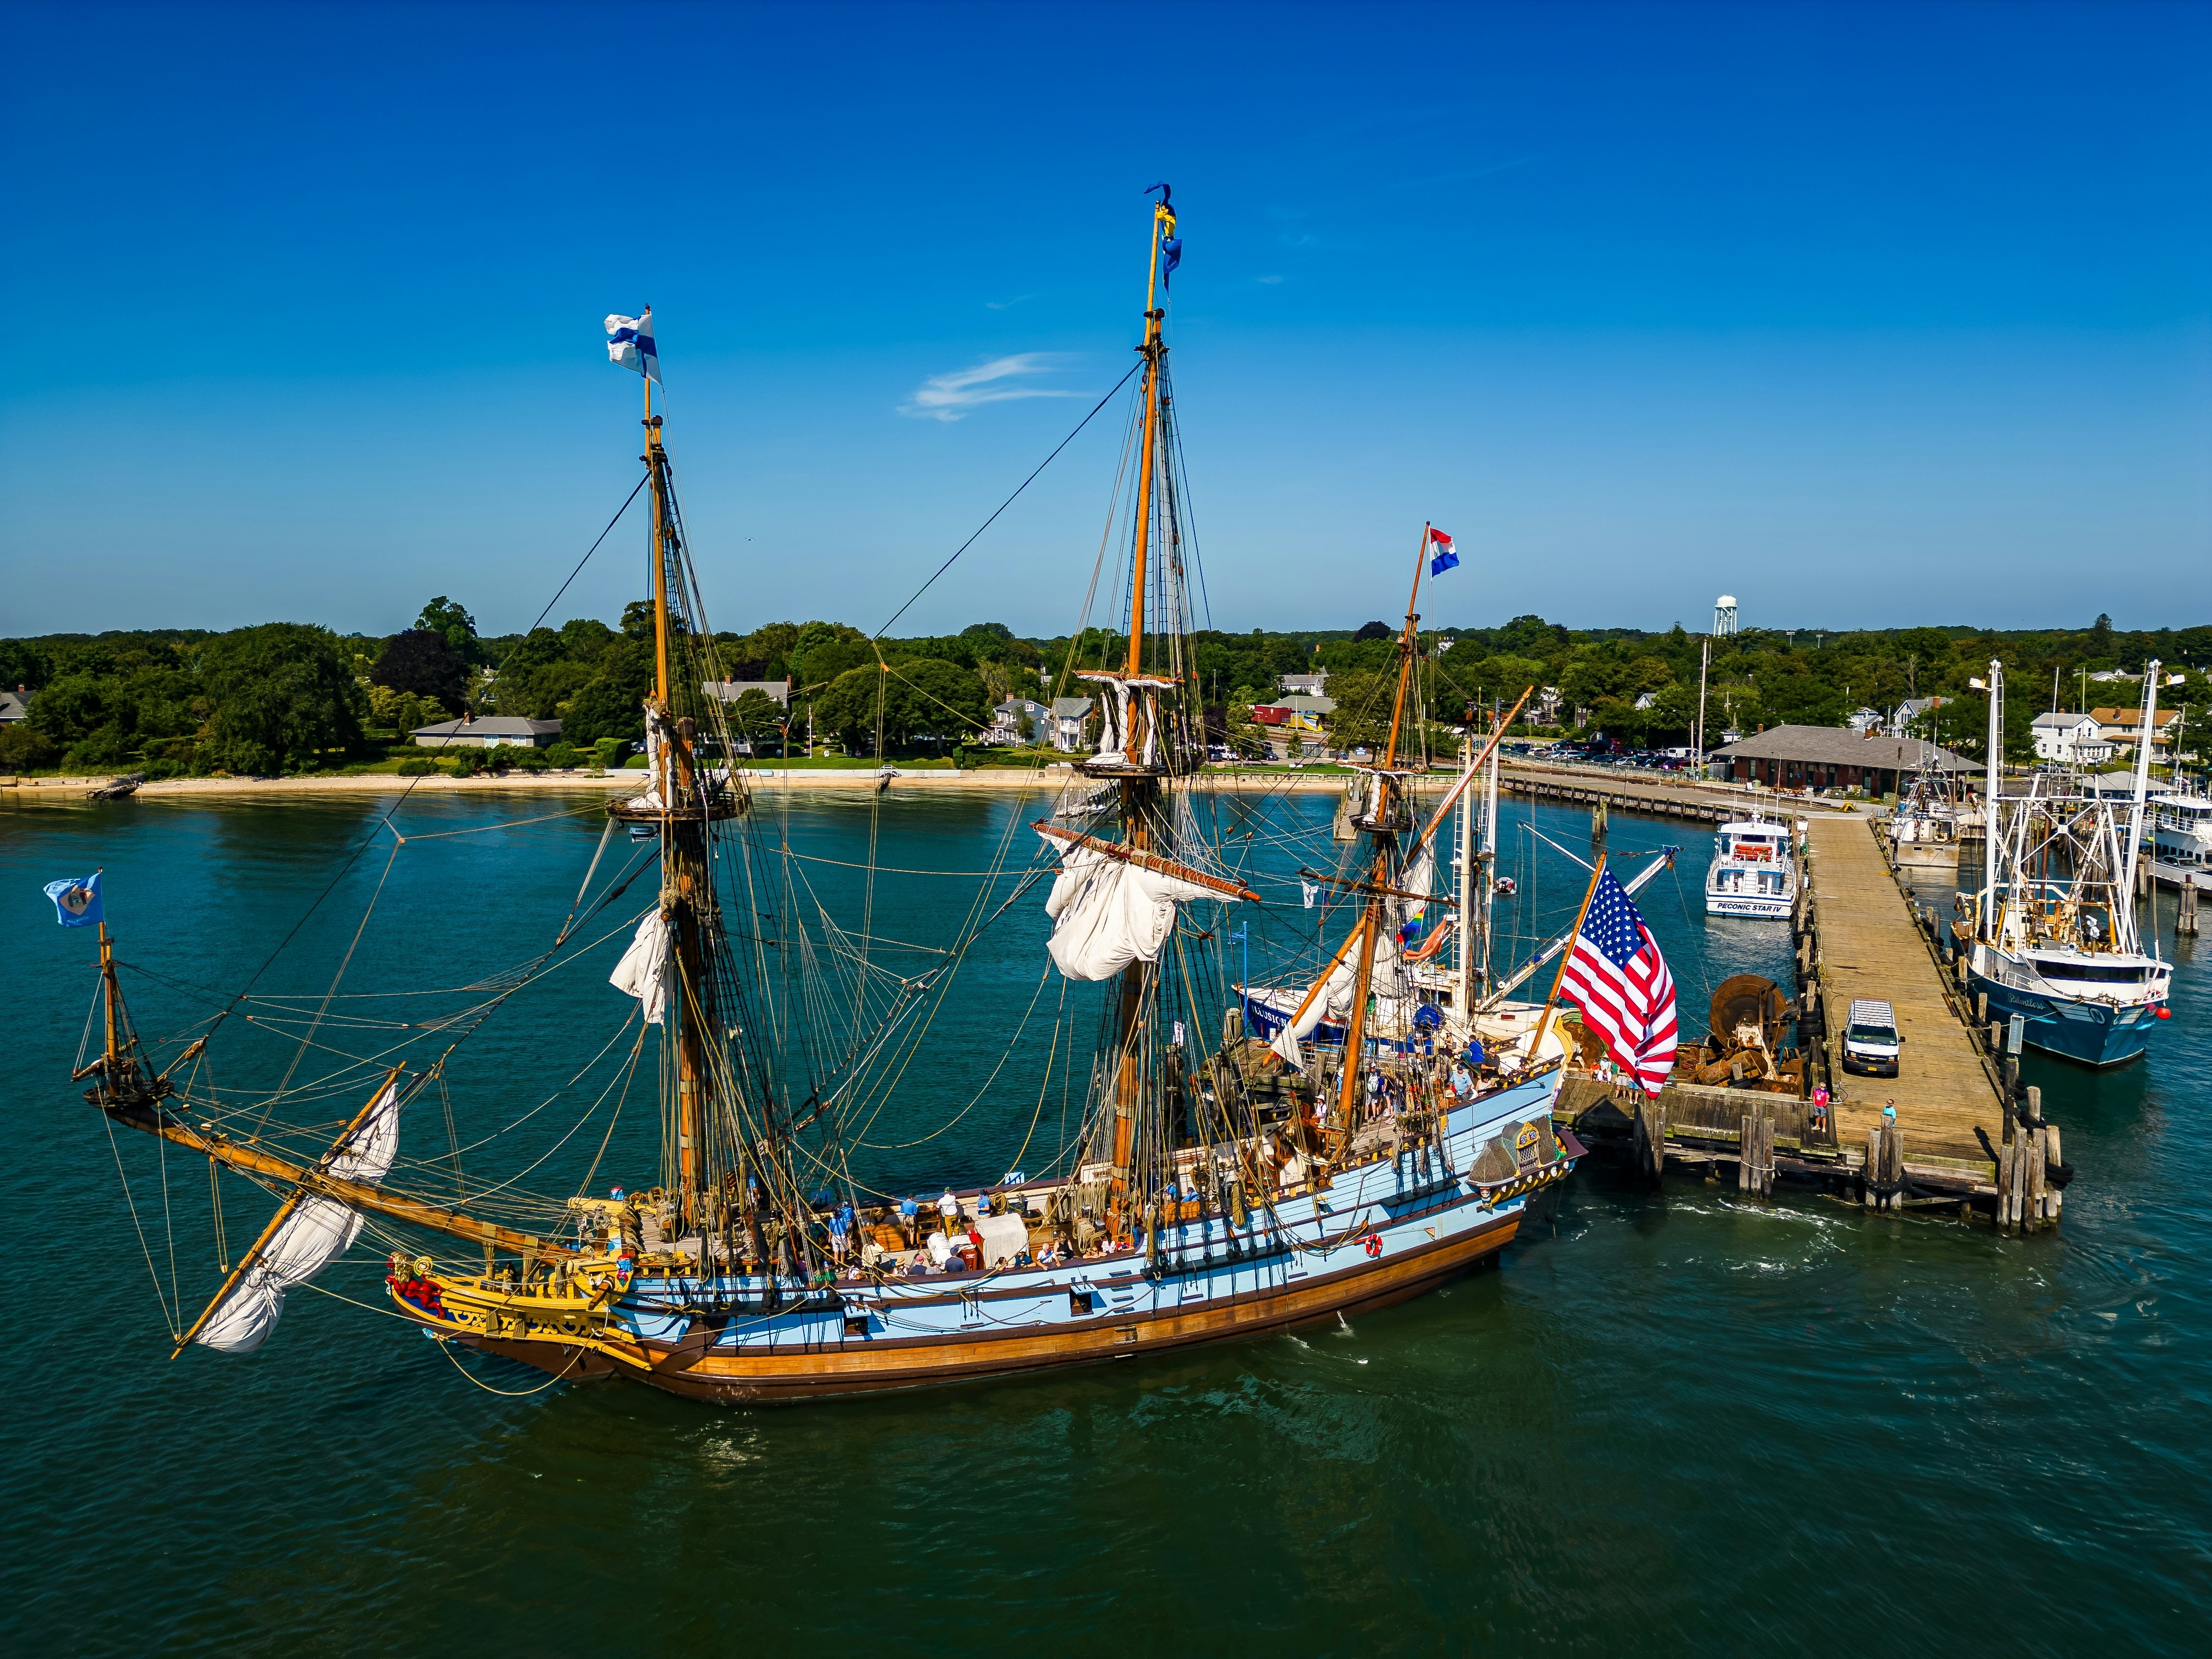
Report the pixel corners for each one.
[1463,1036,1487,1070]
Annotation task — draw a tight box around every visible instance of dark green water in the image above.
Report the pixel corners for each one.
[3,788,2204,1655]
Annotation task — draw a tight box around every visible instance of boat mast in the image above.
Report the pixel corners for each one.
[1107,191,1175,1211]
[1979,659,2004,935]
[2121,659,2162,912]
[1457,734,1476,1013]
[640,373,709,1227]
[1481,725,1500,989]
[1333,526,1428,1132]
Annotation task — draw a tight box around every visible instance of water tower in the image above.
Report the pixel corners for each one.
[1713,595,1739,637]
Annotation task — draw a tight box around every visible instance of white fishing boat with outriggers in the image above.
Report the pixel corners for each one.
[1957,660,2173,1068]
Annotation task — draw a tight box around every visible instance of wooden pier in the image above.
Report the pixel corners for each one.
[1498,762,1855,828]
[1558,810,2064,1229]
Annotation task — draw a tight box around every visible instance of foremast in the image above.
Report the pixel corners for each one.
[613,379,767,1247]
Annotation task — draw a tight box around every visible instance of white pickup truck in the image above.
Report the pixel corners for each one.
[1841,998,1902,1077]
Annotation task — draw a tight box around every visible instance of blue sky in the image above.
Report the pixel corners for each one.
[3,0,2207,640]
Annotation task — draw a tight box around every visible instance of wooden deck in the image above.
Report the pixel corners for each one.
[1556,809,2063,1228]
[1498,761,1855,826]
[1803,812,2005,1167]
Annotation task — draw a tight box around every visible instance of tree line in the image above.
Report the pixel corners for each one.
[2,603,2205,776]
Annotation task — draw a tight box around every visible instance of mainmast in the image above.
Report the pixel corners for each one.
[1096,188,1177,1227]
[620,365,725,1235]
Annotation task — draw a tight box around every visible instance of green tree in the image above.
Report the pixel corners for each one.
[812,658,987,752]
[415,596,480,662]
[561,636,653,746]
[198,624,365,774]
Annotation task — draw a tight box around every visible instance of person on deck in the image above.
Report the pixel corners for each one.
[1449,1061,1474,1101]
[1463,1035,1487,1072]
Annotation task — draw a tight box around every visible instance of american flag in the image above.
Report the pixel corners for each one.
[1558,867,1678,1095]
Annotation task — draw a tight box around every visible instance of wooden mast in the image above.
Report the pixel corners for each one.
[1107,194,1175,1214]
[1333,526,1431,1135]
[640,360,706,1224]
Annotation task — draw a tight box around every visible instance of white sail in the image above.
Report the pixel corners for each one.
[1042,843,1223,981]
[610,909,671,1024]
[194,1081,403,1355]
[625,706,669,811]
[1271,923,1403,1068]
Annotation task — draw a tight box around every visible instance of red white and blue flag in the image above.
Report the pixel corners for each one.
[1558,867,1678,1095]
[1427,527,1459,576]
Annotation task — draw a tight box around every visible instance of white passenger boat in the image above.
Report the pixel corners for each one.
[1705,813,1797,918]
[2146,785,2212,891]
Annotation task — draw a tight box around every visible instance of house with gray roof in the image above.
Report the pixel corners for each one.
[0,689,29,724]
[411,715,563,749]
[1710,726,1974,793]
[1049,697,1094,753]
[704,677,792,708]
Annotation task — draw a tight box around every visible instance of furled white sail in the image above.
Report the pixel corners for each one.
[625,706,669,811]
[1403,843,1436,921]
[610,909,671,1024]
[1042,843,1224,981]
[194,1081,403,1355]
[1271,923,1404,1068]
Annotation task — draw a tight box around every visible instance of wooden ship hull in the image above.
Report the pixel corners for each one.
[392,1068,1579,1403]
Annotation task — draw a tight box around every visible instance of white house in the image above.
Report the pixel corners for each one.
[1049,697,1094,753]
[703,677,792,708]
[1847,707,1884,733]
[410,715,562,749]
[0,688,29,724]
[1278,672,1329,696]
[2031,712,2113,766]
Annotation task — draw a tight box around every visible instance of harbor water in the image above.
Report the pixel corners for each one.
[2,788,2205,1653]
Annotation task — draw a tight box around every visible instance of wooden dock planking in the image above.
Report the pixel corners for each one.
[1497,763,1855,828]
[1802,814,2006,1169]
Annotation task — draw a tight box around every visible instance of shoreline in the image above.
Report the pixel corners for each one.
[2,758,1842,813]
[1,766,1369,804]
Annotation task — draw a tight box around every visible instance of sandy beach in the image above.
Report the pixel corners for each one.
[1,765,1369,805]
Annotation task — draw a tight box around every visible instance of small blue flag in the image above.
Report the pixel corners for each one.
[1427,527,1459,577]
[45,871,103,928]
[1160,236,1182,291]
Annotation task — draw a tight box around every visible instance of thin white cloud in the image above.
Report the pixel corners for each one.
[899,353,1079,422]
[984,293,1036,311]
[1256,274,1286,285]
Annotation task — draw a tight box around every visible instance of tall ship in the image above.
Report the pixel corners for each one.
[1704,812,1798,918]
[1957,661,2172,1066]
[72,193,1584,1403]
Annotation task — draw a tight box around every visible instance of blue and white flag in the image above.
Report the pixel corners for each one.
[605,308,661,385]
[44,871,103,928]
[1427,527,1459,577]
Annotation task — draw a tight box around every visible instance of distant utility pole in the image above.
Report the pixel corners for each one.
[1696,636,1711,777]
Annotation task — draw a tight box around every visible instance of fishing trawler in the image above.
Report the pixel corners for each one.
[1957,661,2172,1066]
[1886,753,1971,869]
[72,193,1584,1403]
[1705,812,1797,918]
